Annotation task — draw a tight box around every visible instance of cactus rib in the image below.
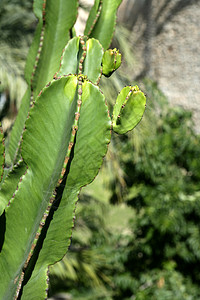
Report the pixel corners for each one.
[14,37,88,298]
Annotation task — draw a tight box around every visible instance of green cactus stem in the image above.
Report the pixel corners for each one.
[85,0,123,50]
[102,48,122,77]
[112,86,146,134]
[0,1,146,298]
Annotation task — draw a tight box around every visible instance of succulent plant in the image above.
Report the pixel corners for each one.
[0,1,146,299]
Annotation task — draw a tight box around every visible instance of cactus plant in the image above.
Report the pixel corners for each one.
[0,0,146,299]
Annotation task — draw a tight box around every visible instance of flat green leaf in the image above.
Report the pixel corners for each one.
[21,80,111,299]
[86,0,122,50]
[112,86,146,134]
[0,76,81,300]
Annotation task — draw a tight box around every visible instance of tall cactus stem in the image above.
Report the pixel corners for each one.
[30,0,46,103]
[15,37,88,297]
[10,0,47,166]
[58,36,86,185]
[0,1,147,298]
[87,0,103,36]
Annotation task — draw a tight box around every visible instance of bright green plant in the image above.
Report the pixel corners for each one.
[0,0,146,299]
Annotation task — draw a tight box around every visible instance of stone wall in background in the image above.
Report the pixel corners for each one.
[118,0,200,132]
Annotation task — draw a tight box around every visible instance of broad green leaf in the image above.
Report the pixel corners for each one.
[83,38,103,84]
[32,0,78,97]
[0,76,81,300]
[112,86,146,134]
[8,88,31,165]
[21,80,111,299]
[0,160,27,216]
[86,0,122,50]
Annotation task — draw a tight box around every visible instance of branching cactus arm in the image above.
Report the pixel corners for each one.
[22,37,111,300]
[21,79,111,300]
[83,38,104,83]
[112,86,146,134]
[85,0,122,50]
[8,0,78,166]
[31,0,78,97]
[24,0,44,86]
[0,36,111,299]
[102,48,122,77]
[0,75,80,300]
[56,36,104,84]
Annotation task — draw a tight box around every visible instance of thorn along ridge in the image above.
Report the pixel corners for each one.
[75,112,80,120]
[80,39,85,45]
[77,100,82,107]
[68,142,74,151]
[14,272,24,300]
